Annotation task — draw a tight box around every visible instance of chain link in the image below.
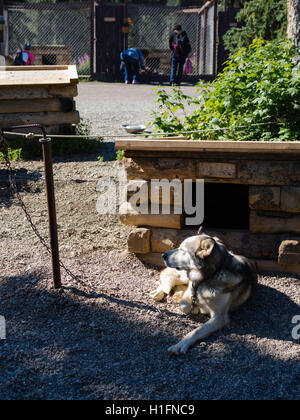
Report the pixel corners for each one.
[0,133,165,317]
[0,133,83,286]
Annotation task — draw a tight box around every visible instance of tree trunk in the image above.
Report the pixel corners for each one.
[287,0,300,45]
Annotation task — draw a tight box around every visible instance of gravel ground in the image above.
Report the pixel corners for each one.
[76,82,197,137]
[0,83,299,400]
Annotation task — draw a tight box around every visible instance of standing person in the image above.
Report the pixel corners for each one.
[120,48,147,84]
[169,24,191,86]
[23,43,35,66]
[13,43,35,66]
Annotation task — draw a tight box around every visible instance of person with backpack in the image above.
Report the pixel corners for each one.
[169,24,191,86]
[13,43,35,66]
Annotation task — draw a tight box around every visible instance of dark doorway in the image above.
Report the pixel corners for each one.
[185,182,250,230]
[203,182,250,229]
[95,3,125,81]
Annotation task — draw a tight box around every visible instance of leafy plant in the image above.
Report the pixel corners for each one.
[116,150,124,161]
[0,147,22,162]
[151,40,300,142]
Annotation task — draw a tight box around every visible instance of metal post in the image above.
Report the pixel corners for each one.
[0,0,4,49]
[40,137,62,289]
[124,0,128,51]
[203,7,208,75]
[90,0,95,78]
[212,0,218,76]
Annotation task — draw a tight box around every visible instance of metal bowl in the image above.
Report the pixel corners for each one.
[122,124,146,134]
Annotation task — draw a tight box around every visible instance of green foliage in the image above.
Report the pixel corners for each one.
[223,0,287,55]
[0,148,22,162]
[151,40,300,142]
[97,155,104,162]
[116,150,124,161]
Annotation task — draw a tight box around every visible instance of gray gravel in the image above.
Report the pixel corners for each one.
[0,83,299,400]
[76,82,197,137]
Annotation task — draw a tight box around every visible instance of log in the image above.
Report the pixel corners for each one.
[0,111,80,128]
[119,202,183,229]
[0,85,78,101]
[239,160,300,185]
[249,186,281,211]
[124,157,196,181]
[150,227,282,260]
[0,98,75,114]
[250,211,300,235]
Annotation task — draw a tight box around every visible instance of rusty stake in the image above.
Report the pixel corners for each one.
[39,136,62,289]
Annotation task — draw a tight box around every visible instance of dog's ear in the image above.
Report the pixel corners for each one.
[197,225,204,235]
[196,238,215,259]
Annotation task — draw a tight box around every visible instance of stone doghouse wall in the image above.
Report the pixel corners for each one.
[116,139,300,275]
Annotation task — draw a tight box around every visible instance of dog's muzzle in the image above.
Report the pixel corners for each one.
[163,249,180,269]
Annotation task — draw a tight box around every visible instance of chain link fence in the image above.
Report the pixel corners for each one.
[5,1,217,79]
[6,1,91,75]
[128,3,216,77]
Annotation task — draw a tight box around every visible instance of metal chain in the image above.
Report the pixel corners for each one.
[0,133,164,317]
[0,133,83,286]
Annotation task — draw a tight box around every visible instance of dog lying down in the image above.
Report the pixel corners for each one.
[150,230,258,356]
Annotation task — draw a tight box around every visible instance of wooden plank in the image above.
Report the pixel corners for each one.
[0,85,78,101]
[115,139,300,154]
[67,65,79,84]
[0,99,65,114]
[0,69,71,86]
[0,111,80,127]
[0,65,69,71]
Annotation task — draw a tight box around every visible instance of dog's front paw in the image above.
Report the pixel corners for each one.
[150,288,165,302]
[168,341,189,356]
[179,300,192,315]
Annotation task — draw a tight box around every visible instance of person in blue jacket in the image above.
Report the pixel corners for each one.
[120,48,148,84]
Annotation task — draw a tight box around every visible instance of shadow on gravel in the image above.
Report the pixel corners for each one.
[51,143,117,163]
[0,273,299,400]
[0,168,42,208]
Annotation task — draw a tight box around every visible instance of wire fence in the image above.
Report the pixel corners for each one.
[5,1,217,78]
[6,1,91,75]
[127,3,216,77]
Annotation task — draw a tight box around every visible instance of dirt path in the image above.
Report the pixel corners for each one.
[0,83,299,400]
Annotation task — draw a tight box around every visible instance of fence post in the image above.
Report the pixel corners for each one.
[40,137,62,290]
[90,0,95,78]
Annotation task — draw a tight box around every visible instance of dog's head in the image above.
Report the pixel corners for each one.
[163,232,226,281]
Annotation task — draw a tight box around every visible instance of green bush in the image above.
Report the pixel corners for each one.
[152,40,300,142]
[0,147,22,162]
[223,0,287,55]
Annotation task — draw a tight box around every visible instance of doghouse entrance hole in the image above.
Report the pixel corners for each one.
[185,182,250,230]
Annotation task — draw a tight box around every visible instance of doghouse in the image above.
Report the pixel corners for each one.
[116,138,300,275]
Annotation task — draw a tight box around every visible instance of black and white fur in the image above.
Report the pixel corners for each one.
[151,230,257,355]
